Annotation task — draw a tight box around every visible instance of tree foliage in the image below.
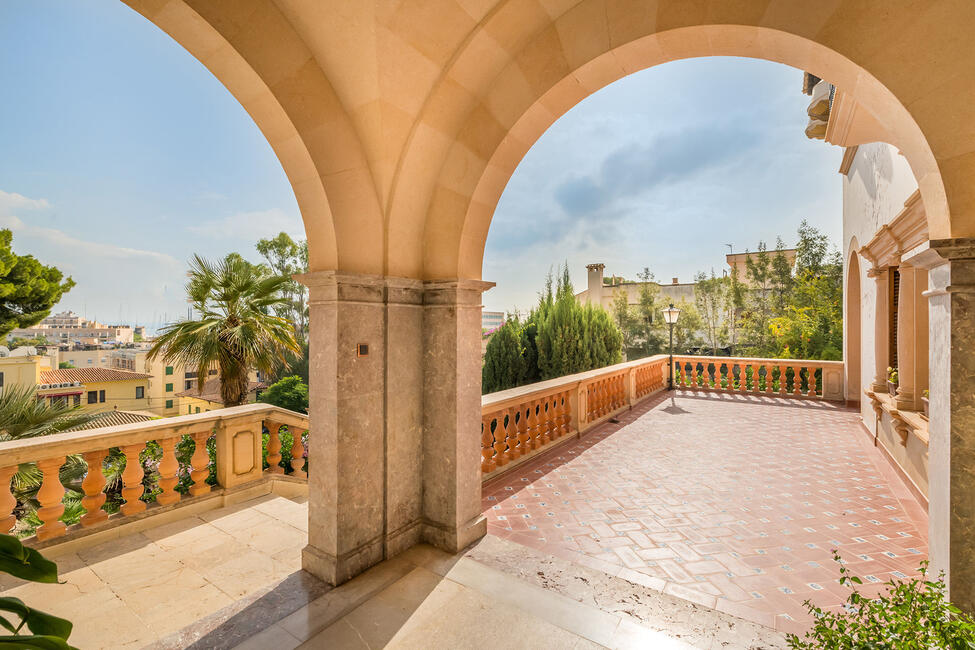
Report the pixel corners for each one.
[259,375,309,414]
[0,230,74,339]
[255,232,308,340]
[148,254,302,407]
[481,265,622,394]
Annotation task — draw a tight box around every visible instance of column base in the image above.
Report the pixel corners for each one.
[302,539,383,586]
[421,514,487,554]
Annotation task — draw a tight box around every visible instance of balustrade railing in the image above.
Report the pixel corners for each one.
[481,355,668,478]
[672,355,845,401]
[0,403,309,543]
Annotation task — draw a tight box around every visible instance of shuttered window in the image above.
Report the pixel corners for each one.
[889,268,900,370]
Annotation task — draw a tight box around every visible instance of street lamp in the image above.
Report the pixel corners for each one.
[662,303,681,390]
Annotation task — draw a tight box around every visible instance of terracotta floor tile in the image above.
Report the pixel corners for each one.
[482,392,928,629]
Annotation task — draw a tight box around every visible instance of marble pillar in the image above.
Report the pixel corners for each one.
[296,272,490,585]
[908,239,975,612]
[299,271,388,585]
[869,267,891,392]
[420,280,493,552]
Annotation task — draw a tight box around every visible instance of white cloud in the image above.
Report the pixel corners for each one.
[187,208,304,240]
[0,189,50,214]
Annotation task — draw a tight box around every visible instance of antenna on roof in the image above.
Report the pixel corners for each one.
[726,244,733,254]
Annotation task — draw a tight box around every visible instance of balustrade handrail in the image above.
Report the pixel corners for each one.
[670,354,843,367]
[0,403,308,466]
[671,354,845,401]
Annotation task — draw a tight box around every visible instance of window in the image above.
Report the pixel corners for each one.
[208,369,217,375]
[135,386,145,399]
[165,366,174,376]
[890,268,900,369]
[195,407,200,414]
[0,372,4,390]
[185,371,197,379]
[188,405,192,414]
[165,383,173,392]
[73,395,80,407]
[185,380,193,390]
[99,390,105,403]
[165,399,173,409]
[87,391,97,404]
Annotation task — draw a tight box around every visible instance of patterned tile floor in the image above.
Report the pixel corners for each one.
[482,391,929,634]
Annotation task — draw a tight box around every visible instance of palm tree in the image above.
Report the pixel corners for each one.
[148,253,302,407]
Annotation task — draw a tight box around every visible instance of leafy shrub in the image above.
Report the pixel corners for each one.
[788,551,975,649]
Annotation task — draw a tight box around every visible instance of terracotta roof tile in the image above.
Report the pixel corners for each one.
[175,378,266,404]
[66,410,157,431]
[40,367,151,384]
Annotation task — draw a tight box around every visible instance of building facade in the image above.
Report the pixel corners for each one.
[8,310,135,346]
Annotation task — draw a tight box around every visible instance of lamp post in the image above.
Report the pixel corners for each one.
[662,303,681,390]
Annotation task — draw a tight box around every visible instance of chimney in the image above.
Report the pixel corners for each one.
[586,263,605,304]
[672,277,679,285]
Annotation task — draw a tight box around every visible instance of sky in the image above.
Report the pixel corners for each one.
[0,1,842,327]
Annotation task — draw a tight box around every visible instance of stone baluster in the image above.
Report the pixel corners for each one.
[489,413,506,466]
[267,423,284,474]
[36,456,66,541]
[120,443,146,516]
[0,465,16,533]
[532,399,544,447]
[555,392,566,437]
[541,400,553,445]
[156,437,181,506]
[291,430,307,478]
[738,364,747,392]
[691,363,698,388]
[80,450,108,527]
[503,409,517,461]
[481,414,495,473]
[517,406,530,452]
[189,431,212,496]
[808,366,819,397]
[775,365,784,394]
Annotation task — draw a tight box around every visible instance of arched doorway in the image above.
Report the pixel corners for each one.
[846,242,862,405]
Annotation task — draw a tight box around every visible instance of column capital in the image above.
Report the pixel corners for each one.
[423,279,496,306]
[867,266,890,278]
[902,238,975,270]
[295,271,426,305]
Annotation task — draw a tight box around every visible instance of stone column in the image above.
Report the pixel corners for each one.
[908,239,975,612]
[420,280,493,552]
[298,271,389,585]
[868,267,891,392]
[894,263,917,410]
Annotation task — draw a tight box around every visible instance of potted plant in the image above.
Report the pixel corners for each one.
[887,366,898,397]
[922,389,929,419]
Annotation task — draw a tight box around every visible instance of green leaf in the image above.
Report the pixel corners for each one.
[849,576,862,584]
[0,536,59,583]
[0,599,71,640]
[0,634,77,649]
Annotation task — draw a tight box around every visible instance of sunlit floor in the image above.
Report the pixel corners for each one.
[483,391,929,634]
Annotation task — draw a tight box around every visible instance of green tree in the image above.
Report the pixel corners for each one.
[0,230,74,339]
[723,270,745,356]
[7,336,49,349]
[610,288,636,354]
[481,322,525,393]
[259,375,309,413]
[741,242,792,356]
[148,254,302,407]
[670,300,703,354]
[256,233,309,339]
[633,268,664,357]
[694,270,726,355]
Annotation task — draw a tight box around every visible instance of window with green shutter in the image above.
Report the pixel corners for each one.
[165,399,173,409]
[165,366,174,375]
[165,383,173,392]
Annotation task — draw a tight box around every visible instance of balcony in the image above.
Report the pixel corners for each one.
[0,356,927,648]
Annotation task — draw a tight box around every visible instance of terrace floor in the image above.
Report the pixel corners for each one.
[0,392,928,648]
[482,390,929,634]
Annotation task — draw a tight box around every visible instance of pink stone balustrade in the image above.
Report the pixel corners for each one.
[0,403,309,544]
[481,355,669,479]
[672,355,845,401]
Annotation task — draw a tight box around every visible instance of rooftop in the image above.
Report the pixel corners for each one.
[39,367,152,384]
[176,378,267,404]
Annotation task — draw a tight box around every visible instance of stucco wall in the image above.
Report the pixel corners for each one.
[842,143,918,431]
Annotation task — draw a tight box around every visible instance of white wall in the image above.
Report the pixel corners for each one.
[842,142,918,432]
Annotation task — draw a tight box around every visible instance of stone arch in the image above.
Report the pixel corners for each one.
[846,238,862,404]
[407,7,966,281]
[122,0,384,274]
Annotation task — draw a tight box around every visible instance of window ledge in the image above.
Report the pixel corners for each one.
[865,389,929,447]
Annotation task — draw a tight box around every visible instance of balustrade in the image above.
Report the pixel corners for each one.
[0,403,309,544]
[670,355,843,401]
[481,355,670,478]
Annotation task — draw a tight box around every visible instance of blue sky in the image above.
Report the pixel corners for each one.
[0,2,841,326]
